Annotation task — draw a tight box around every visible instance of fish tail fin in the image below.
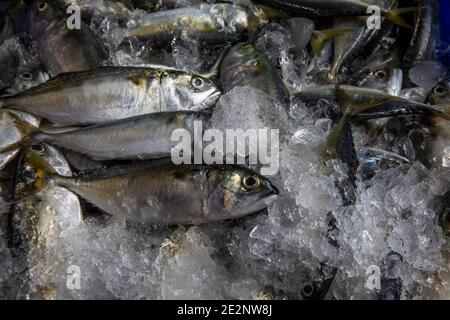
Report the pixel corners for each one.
[321,86,353,159]
[335,85,387,115]
[335,85,354,115]
[253,4,291,20]
[8,112,40,136]
[0,112,42,151]
[247,4,289,41]
[24,148,58,191]
[311,27,354,55]
[383,7,417,29]
[202,45,231,79]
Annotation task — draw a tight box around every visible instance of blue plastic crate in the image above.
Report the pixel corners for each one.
[437,0,450,69]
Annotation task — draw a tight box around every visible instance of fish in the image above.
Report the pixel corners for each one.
[62,0,135,22]
[0,66,221,125]
[25,155,279,225]
[292,85,450,120]
[403,0,440,68]
[321,86,359,204]
[0,36,49,95]
[355,67,403,96]
[348,10,401,74]
[326,18,364,83]
[220,42,289,105]
[0,110,40,169]
[324,0,397,82]
[122,3,285,46]
[125,0,207,11]
[16,0,109,76]
[252,0,415,27]
[10,143,82,299]
[7,111,208,161]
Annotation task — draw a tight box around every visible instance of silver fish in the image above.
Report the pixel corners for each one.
[0,66,221,125]
[27,155,279,225]
[293,85,450,120]
[11,111,208,161]
[123,3,281,45]
[11,143,82,299]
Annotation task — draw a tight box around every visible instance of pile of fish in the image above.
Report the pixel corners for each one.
[0,0,449,299]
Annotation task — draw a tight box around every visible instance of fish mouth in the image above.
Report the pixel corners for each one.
[269,181,280,195]
[201,90,222,108]
[230,194,279,219]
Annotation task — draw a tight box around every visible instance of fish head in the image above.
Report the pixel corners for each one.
[220,42,288,103]
[12,65,49,93]
[29,1,64,20]
[160,72,221,111]
[25,142,72,178]
[205,165,279,220]
[221,42,269,91]
[16,0,64,35]
[426,80,450,105]
[357,67,403,96]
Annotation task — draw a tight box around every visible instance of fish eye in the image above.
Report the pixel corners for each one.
[191,77,205,89]
[242,175,261,191]
[30,143,45,154]
[21,72,33,80]
[37,2,48,12]
[374,70,387,80]
[301,283,314,298]
[433,85,447,96]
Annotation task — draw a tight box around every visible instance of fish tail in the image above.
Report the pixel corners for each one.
[335,85,354,115]
[335,85,386,116]
[383,7,417,29]
[253,4,290,20]
[0,112,42,151]
[311,27,354,55]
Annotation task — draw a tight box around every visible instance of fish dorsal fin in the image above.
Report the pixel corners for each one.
[76,157,175,181]
[10,67,152,97]
[335,85,386,116]
[335,85,354,115]
[311,27,355,55]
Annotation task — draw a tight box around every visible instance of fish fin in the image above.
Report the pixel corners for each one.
[247,2,291,37]
[6,112,40,136]
[311,27,354,55]
[335,85,354,115]
[201,45,231,79]
[335,85,386,115]
[350,99,386,115]
[0,112,41,151]
[127,75,147,87]
[322,86,353,160]
[383,7,417,29]
[255,4,291,20]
